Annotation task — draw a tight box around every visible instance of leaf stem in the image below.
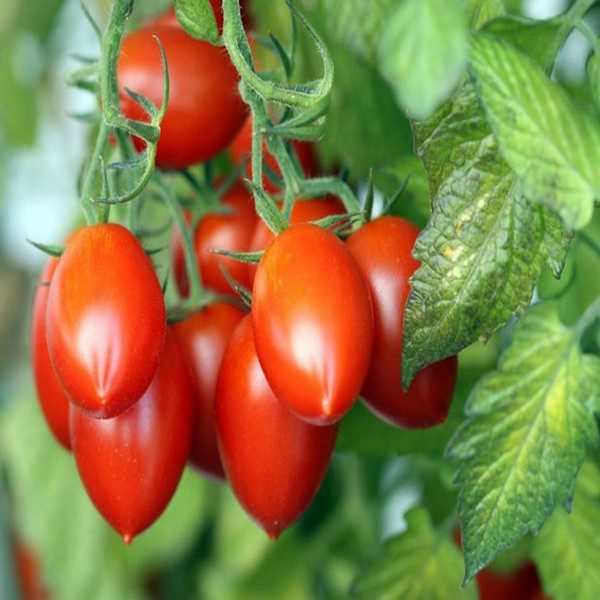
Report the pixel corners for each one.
[574,295,600,339]
[79,120,109,224]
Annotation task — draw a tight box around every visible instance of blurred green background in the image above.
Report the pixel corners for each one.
[0,0,597,598]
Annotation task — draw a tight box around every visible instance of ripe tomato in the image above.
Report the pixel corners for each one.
[252,224,373,425]
[347,216,457,428]
[246,196,345,286]
[13,539,50,600]
[193,181,256,294]
[173,302,245,479]
[31,257,71,449]
[118,24,247,169]
[477,564,545,600]
[216,315,337,537]
[230,117,319,192]
[46,224,166,419]
[71,329,195,544]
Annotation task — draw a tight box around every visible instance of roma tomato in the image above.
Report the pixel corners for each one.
[47,224,166,419]
[193,181,256,294]
[246,196,345,286]
[173,302,245,479]
[252,224,373,425]
[230,117,319,192]
[347,216,457,428]
[118,24,246,169]
[216,315,337,538]
[71,330,195,544]
[31,257,71,449]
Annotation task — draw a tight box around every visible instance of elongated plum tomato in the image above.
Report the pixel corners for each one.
[252,224,373,425]
[117,24,246,169]
[71,330,195,544]
[173,302,245,479]
[230,117,319,192]
[246,196,345,286]
[193,181,257,294]
[346,216,457,428]
[216,315,337,537]
[46,224,166,419]
[31,257,71,449]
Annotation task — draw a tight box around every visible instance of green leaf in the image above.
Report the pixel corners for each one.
[468,0,505,31]
[319,0,397,64]
[531,461,600,600]
[378,0,469,120]
[446,303,600,582]
[470,34,600,230]
[174,0,219,43]
[482,16,565,72]
[353,507,477,599]
[402,79,564,386]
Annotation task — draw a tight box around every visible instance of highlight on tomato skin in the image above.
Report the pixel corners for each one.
[252,224,374,426]
[30,257,71,450]
[173,301,246,480]
[117,22,247,169]
[246,196,345,286]
[216,315,338,539]
[46,224,166,420]
[346,216,458,429]
[229,116,320,192]
[193,181,257,294]
[70,329,196,545]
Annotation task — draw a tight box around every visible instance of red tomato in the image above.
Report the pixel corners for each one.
[173,302,245,479]
[118,24,247,169]
[13,540,50,600]
[246,196,345,286]
[149,1,251,33]
[347,216,457,428]
[46,224,166,419]
[193,181,257,293]
[252,224,373,425]
[31,258,71,449]
[216,315,337,537]
[477,563,545,600]
[230,117,319,192]
[71,329,195,544]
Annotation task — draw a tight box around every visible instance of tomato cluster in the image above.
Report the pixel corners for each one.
[30,4,457,543]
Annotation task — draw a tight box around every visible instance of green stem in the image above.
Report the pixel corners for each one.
[567,0,598,23]
[575,19,600,57]
[152,177,203,307]
[579,231,600,256]
[574,295,600,339]
[80,120,109,224]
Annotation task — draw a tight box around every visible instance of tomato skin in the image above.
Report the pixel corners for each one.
[252,224,373,425]
[31,258,71,449]
[118,25,246,169]
[194,181,257,294]
[46,224,166,419]
[71,329,195,544]
[246,196,345,286]
[216,315,337,537]
[13,540,50,600]
[230,117,319,192]
[477,563,545,600]
[173,302,245,480]
[347,216,457,429]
